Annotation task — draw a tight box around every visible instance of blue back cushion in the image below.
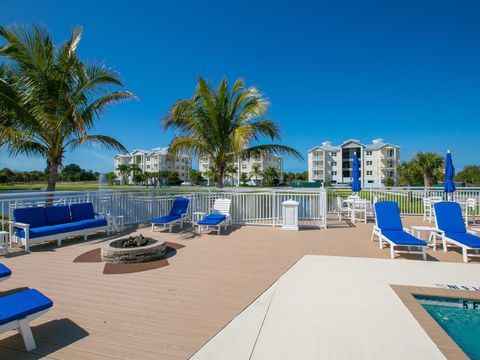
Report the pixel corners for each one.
[434,202,466,233]
[70,203,95,221]
[374,201,403,230]
[169,198,190,217]
[44,205,71,225]
[13,207,47,228]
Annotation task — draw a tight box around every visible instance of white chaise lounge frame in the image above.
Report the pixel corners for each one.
[0,309,50,351]
[197,198,232,235]
[371,225,427,260]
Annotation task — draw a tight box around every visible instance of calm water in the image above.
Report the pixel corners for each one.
[420,298,480,359]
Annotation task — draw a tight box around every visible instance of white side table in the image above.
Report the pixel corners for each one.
[192,212,206,232]
[0,230,9,256]
[411,225,438,250]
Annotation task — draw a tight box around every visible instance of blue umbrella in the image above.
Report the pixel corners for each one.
[351,152,361,192]
[444,150,456,194]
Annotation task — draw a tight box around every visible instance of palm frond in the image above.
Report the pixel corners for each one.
[66,134,128,153]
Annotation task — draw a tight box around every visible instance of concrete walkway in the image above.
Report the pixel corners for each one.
[192,256,480,359]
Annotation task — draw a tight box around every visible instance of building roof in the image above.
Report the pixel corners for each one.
[309,139,399,153]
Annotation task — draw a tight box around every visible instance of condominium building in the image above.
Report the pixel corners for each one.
[199,154,284,186]
[307,139,400,186]
[114,147,192,184]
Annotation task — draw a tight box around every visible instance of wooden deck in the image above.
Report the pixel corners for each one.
[0,215,478,359]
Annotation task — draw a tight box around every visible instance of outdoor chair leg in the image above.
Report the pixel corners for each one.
[462,248,468,263]
[422,248,427,261]
[18,319,36,351]
[390,246,395,259]
[443,237,447,252]
[151,223,155,232]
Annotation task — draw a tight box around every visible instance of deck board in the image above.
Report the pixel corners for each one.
[0,216,478,359]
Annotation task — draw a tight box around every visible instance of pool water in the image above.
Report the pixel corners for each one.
[416,296,480,359]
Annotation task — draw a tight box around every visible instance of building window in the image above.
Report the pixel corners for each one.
[366,161,372,166]
[332,171,337,175]
[331,161,337,166]
[146,156,150,161]
[366,171,373,175]
[366,151,372,156]
[242,165,247,170]
[368,180,374,184]
[146,165,150,169]
[331,152,337,157]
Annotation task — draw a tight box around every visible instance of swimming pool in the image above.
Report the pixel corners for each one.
[415,295,480,360]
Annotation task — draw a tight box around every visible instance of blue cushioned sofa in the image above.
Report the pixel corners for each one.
[9,203,109,252]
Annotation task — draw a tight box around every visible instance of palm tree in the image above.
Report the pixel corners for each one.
[128,164,142,184]
[250,163,262,186]
[0,25,135,191]
[411,152,444,187]
[225,163,238,186]
[262,166,279,187]
[163,77,302,188]
[116,164,130,185]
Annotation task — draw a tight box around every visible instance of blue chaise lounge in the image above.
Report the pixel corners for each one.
[10,203,109,252]
[372,201,427,260]
[434,201,480,263]
[0,263,11,282]
[150,197,190,232]
[0,289,53,351]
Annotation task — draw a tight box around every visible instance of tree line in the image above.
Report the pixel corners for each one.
[0,164,100,184]
[398,152,480,187]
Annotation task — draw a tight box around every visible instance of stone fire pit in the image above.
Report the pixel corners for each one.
[101,234,167,264]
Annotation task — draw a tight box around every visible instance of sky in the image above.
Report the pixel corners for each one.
[1,0,479,173]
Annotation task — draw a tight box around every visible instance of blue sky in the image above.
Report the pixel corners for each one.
[1,0,479,173]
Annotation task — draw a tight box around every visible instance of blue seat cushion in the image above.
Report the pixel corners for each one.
[44,205,71,225]
[0,289,53,325]
[13,207,47,228]
[151,215,181,224]
[445,232,480,248]
[0,264,11,278]
[168,198,190,217]
[70,203,95,221]
[434,202,466,233]
[374,202,403,231]
[79,218,108,229]
[198,214,226,226]
[16,222,85,239]
[382,230,427,246]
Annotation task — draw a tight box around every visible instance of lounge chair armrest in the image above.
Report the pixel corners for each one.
[467,229,477,235]
[403,227,410,234]
[10,221,30,230]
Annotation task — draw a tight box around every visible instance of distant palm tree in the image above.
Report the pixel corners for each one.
[0,25,135,191]
[163,77,302,188]
[225,163,238,186]
[116,164,130,185]
[412,152,444,187]
[250,163,262,186]
[128,164,142,183]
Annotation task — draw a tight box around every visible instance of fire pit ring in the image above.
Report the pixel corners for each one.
[101,235,167,264]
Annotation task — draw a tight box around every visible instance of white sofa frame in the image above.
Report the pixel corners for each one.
[9,213,109,253]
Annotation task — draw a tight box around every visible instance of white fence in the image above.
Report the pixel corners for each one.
[328,186,480,215]
[0,189,328,231]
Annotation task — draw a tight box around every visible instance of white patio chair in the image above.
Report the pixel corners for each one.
[465,198,477,225]
[334,196,350,220]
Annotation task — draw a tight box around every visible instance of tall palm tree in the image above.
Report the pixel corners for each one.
[412,152,444,187]
[128,164,142,183]
[0,25,135,191]
[163,77,302,188]
[250,163,262,186]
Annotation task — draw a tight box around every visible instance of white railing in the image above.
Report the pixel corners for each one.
[328,186,480,215]
[0,188,328,231]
